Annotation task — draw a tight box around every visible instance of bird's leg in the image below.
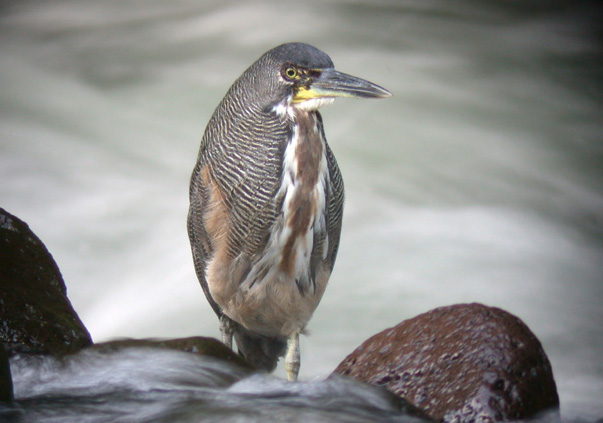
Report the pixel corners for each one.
[219,314,234,350]
[285,330,300,382]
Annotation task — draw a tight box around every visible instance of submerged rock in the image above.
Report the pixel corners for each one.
[0,208,92,357]
[92,336,253,369]
[334,303,559,422]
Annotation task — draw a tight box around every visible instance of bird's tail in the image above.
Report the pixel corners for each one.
[233,326,287,372]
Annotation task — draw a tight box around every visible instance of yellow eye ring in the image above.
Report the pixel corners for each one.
[284,66,298,80]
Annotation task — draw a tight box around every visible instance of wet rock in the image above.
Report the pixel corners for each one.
[0,345,12,403]
[334,303,559,422]
[92,336,253,369]
[0,208,92,357]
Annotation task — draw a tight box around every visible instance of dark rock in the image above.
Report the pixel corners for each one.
[92,336,253,369]
[0,208,92,357]
[334,303,559,423]
[0,345,12,403]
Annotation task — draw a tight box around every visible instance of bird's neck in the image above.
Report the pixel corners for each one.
[288,110,324,187]
[277,108,329,287]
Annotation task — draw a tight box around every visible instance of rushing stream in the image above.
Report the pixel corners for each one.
[2,348,427,422]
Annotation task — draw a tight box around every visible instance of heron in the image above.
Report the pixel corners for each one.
[188,42,390,381]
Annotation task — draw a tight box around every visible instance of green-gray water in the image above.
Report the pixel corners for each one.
[1,1,601,420]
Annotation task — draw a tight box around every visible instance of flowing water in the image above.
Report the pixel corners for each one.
[1,0,602,421]
[3,348,427,422]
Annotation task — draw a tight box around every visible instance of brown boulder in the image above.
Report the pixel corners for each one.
[0,208,92,357]
[334,303,559,422]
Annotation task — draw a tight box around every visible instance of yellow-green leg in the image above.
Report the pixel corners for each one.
[219,314,233,349]
[285,331,300,381]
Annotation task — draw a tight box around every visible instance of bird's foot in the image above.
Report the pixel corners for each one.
[219,315,234,350]
[285,331,300,382]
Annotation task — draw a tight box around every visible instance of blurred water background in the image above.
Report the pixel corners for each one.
[1,0,602,420]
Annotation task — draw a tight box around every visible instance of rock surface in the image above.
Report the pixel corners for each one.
[0,345,12,403]
[92,336,253,369]
[0,208,92,357]
[334,303,559,422]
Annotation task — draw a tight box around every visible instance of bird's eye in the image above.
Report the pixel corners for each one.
[283,67,298,80]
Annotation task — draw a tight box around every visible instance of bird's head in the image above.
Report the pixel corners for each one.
[233,42,391,114]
